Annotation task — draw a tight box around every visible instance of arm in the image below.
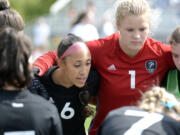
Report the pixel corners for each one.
[86,40,101,68]
[33,38,101,75]
[28,76,49,100]
[33,51,58,76]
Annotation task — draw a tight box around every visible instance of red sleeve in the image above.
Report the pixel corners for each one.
[86,39,102,68]
[86,33,118,68]
[33,51,58,76]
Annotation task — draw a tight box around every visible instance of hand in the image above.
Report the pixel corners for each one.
[32,67,40,76]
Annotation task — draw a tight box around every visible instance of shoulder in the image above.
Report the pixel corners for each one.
[27,90,57,112]
[145,37,171,56]
[26,89,45,102]
[146,37,170,49]
[42,66,58,82]
[105,106,140,121]
[160,114,180,134]
[87,32,119,49]
[98,106,143,135]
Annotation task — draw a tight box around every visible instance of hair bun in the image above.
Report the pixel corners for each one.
[0,0,10,11]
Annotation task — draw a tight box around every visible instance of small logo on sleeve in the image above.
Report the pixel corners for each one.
[145,60,157,74]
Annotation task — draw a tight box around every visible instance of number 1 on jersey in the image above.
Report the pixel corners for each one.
[129,70,135,89]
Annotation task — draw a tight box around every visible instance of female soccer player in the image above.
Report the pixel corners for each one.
[98,86,180,135]
[161,26,180,97]
[29,33,99,135]
[0,27,63,135]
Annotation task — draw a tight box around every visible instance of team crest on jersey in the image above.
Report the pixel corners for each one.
[145,60,157,74]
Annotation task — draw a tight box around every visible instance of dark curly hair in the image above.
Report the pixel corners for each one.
[79,84,95,119]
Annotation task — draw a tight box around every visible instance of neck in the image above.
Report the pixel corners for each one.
[119,38,139,58]
[52,68,73,88]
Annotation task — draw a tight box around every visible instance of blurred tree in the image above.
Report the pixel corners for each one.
[9,0,56,22]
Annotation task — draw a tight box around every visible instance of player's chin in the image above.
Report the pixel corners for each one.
[75,78,87,87]
[75,82,86,88]
[133,45,142,51]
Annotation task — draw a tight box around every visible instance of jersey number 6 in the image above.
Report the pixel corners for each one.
[61,102,75,119]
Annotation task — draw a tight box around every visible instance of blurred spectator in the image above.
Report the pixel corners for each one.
[67,3,77,23]
[169,0,180,18]
[86,1,96,24]
[100,12,115,37]
[70,11,99,41]
[32,17,51,62]
[33,17,50,48]
[169,0,179,6]
[156,0,170,9]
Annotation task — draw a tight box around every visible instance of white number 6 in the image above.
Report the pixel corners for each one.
[60,102,75,119]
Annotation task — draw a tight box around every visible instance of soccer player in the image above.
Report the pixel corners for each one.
[97,86,180,135]
[161,26,180,97]
[29,34,99,135]
[0,27,63,135]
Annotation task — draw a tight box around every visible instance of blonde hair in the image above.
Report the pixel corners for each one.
[115,0,151,27]
[168,26,180,45]
[138,86,180,118]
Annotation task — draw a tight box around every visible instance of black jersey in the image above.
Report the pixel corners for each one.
[97,106,180,135]
[29,66,100,135]
[0,88,63,135]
